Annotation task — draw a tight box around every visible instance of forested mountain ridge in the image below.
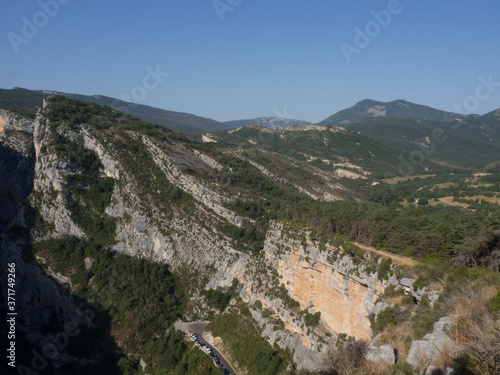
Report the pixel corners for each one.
[318,99,476,126]
[224,117,310,130]
[319,99,500,160]
[0,87,230,136]
[0,96,499,375]
[342,117,500,168]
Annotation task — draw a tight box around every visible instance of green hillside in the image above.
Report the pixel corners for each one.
[0,87,47,118]
[344,117,500,167]
[0,87,229,135]
[211,124,443,179]
[318,99,473,126]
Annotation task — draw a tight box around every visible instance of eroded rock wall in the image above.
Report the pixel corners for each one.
[0,110,35,231]
[264,223,390,340]
[235,222,396,370]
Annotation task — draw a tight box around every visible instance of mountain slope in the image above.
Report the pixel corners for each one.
[444,108,500,145]
[1,97,398,372]
[40,89,231,135]
[319,99,475,126]
[224,116,310,129]
[207,124,446,200]
[0,87,230,135]
[344,117,500,167]
[0,87,48,118]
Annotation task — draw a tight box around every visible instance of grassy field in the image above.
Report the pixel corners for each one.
[465,195,500,205]
[429,196,471,209]
[429,194,500,209]
[381,174,436,184]
[432,182,456,190]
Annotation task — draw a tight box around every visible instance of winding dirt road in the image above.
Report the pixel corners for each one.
[353,241,418,267]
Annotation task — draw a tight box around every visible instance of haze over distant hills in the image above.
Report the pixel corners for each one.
[2,87,499,152]
[318,99,478,126]
[224,117,310,130]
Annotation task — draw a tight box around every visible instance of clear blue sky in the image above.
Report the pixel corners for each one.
[1,0,499,123]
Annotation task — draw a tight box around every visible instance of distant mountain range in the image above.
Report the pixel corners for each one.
[0,87,231,136]
[214,99,500,170]
[2,88,499,155]
[315,99,500,166]
[224,117,310,130]
[37,90,232,136]
[318,99,477,126]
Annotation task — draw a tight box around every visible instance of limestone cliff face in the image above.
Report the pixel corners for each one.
[141,135,252,227]
[234,222,396,370]
[0,110,35,231]
[265,222,390,340]
[0,109,88,352]
[28,103,247,296]
[0,103,258,368]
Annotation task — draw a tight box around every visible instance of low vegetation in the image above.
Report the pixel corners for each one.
[322,340,387,375]
[0,87,46,118]
[370,265,500,373]
[207,303,289,375]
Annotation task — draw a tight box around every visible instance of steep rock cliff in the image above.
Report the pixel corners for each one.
[1,102,251,366]
[0,109,88,359]
[230,222,397,370]
[0,110,35,231]
[29,100,248,294]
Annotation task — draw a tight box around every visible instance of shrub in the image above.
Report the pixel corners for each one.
[254,300,263,310]
[447,282,500,375]
[322,340,368,375]
[371,306,410,333]
[377,258,393,281]
[383,284,405,299]
[452,314,500,375]
[412,297,441,339]
[489,289,500,312]
[202,288,232,312]
[303,311,321,328]
[391,362,415,375]
[261,308,272,318]
[417,198,429,206]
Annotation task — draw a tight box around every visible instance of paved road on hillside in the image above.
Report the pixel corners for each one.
[174,321,237,375]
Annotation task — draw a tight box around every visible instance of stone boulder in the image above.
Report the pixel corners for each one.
[399,278,440,306]
[407,317,460,374]
[365,344,396,365]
